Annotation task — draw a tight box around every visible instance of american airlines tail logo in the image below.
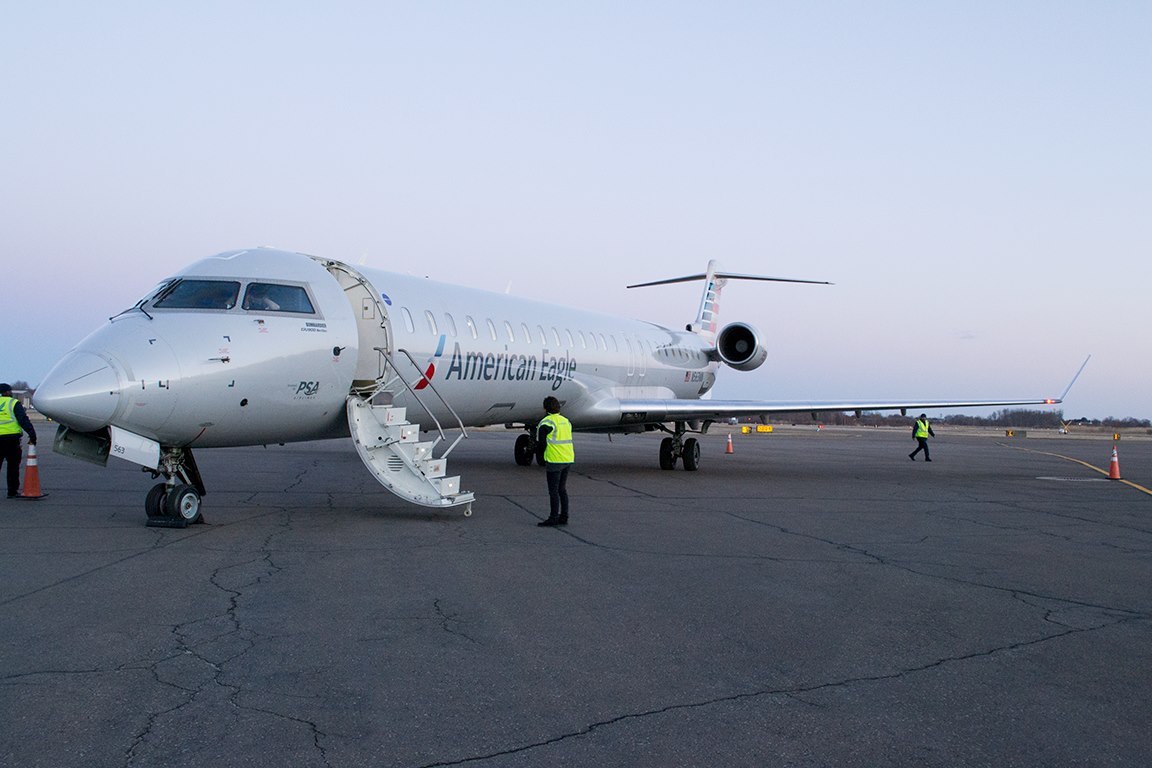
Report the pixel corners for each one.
[414,334,447,391]
[701,279,720,333]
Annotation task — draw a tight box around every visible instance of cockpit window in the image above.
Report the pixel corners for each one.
[138,280,176,306]
[153,280,240,310]
[242,282,316,314]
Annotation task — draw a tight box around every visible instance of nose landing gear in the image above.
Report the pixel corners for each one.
[144,448,206,528]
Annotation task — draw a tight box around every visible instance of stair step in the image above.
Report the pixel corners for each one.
[377,406,407,424]
[434,476,461,496]
[387,424,420,443]
[346,394,472,512]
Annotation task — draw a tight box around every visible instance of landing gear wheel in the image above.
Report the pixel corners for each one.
[659,437,676,470]
[145,483,168,518]
[166,484,202,525]
[514,433,535,466]
[682,438,701,471]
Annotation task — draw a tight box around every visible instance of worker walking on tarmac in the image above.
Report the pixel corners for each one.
[536,396,574,527]
[0,383,38,498]
[908,413,935,462]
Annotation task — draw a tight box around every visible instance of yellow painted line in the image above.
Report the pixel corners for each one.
[999,442,1152,497]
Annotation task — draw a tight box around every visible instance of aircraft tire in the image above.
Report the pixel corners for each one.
[166,484,202,525]
[514,434,535,466]
[659,438,676,470]
[145,483,168,518]
[683,438,701,471]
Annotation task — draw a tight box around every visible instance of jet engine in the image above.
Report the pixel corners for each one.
[715,322,767,371]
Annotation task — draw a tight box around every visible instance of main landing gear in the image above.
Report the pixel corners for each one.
[514,431,542,466]
[513,422,703,471]
[659,423,701,471]
[143,447,207,528]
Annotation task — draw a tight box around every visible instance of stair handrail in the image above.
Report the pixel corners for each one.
[374,348,470,459]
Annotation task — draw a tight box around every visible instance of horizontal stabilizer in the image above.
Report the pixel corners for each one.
[626,272,831,289]
[627,259,831,341]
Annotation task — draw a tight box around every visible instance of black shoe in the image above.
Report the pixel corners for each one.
[6,493,18,499]
[557,517,569,526]
[908,454,915,461]
[925,458,932,462]
[538,518,561,527]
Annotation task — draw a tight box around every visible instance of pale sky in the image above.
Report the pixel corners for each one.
[3,2,1149,420]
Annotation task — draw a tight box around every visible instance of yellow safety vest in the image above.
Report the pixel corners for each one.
[0,397,22,436]
[914,418,931,439]
[539,413,574,464]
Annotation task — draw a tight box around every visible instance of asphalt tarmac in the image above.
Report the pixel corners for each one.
[2,426,1150,767]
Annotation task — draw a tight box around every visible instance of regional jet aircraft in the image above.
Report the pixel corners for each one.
[33,248,1061,526]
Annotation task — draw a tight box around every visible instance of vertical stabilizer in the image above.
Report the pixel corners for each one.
[690,260,725,341]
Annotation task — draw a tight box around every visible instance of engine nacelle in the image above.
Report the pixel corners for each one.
[715,322,767,371]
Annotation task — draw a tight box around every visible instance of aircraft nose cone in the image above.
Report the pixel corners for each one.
[33,351,122,432]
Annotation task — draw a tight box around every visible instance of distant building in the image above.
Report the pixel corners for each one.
[12,389,33,411]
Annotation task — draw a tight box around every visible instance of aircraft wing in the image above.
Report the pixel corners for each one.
[607,355,1085,424]
[610,396,1061,424]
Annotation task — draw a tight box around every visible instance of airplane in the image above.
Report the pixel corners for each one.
[32,247,1065,527]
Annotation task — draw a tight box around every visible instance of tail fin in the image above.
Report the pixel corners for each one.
[692,260,724,340]
[627,261,832,341]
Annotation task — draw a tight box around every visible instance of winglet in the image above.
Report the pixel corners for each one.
[1059,354,1092,402]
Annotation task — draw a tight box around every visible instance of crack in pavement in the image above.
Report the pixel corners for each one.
[722,510,1148,619]
[413,614,1140,767]
[121,465,335,768]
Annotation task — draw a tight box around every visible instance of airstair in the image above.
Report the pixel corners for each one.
[313,257,474,515]
[346,349,474,515]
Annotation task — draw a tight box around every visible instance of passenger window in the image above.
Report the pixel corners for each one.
[565,329,574,348]
[504,321,515,343]
[465,316,478,339]
[578,331,587,349]
[537,325,546,345]
[551,327,561,347]
[486,319,498,341]
[599,333,608,352]
[521,323,532,345]
[425,310,438,335]
[444,313,458,337]
[154,279,240,310]
[401,307,415,333]
[242,282,315,314]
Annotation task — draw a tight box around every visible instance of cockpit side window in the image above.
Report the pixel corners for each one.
[153,280,240,310]
[138,280,176,306]
[242,282,316,314]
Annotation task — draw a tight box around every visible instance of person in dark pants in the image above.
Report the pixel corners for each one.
[536,396,574,526]
[908,413,935,462]
[0,383,38,498]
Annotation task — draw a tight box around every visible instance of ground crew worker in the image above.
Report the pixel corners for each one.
[536,396,573,526]
[909,413,935,462]
[0,383,38,498]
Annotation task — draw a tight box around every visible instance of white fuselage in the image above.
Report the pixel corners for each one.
[36,248,719,448]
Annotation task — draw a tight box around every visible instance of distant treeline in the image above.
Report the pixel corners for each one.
[766,409,1151,429]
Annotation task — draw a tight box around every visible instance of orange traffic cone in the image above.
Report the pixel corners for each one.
[1108,445,1122,480]
[726,433,734,454]
[18,444,47,500]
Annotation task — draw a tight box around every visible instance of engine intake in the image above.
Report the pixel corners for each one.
[715,322,767,371]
